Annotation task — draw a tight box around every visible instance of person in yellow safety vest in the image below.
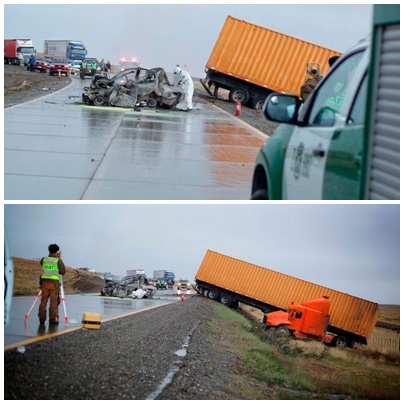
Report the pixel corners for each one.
[38,244,66,325]
[80,60,87,79]
[91,60,97,76]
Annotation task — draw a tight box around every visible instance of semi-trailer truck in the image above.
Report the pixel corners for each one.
[44,40,87,61]
[4,39,35,65]
[153,270,175,283]
[195,250,379,347]
[200,16,341,110]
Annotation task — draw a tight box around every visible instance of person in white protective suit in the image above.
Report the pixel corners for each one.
[173,66,194,111]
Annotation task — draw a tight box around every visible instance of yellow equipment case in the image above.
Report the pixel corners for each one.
[82,312,101,330]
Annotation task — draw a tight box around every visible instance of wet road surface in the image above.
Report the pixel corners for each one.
[4,76,265,200]
[4,289,195,349]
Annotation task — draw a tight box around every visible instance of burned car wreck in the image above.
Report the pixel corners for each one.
[101,275,156,298]
[82,67,183,109]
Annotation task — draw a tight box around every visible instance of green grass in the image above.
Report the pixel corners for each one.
[210,303,400,400]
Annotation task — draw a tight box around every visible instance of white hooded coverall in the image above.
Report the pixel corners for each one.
[174,66,194,111]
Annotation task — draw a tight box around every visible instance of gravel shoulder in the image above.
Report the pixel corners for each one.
[5,295,254,400]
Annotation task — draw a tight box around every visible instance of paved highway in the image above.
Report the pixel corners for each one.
[4,76,265,200]
[4,288,195,349]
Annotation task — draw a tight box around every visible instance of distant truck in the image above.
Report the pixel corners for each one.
[44,40,87,61]
[126,269,146,277]
[153,270,175,284]
[200,16,341,110]
[195,250,379,347]
[4,39,36,65]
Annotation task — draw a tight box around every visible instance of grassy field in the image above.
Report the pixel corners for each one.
[212,304,400,399]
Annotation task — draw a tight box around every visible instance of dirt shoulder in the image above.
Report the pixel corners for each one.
[12,257,104,296]
[4,64,72,108]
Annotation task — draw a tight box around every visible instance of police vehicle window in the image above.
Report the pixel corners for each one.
[348,73,368,125]
[308,51,365,126]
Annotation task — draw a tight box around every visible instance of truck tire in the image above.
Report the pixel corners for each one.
[252,97,267,111]
[276,325,290,335]
[207,289,219,300]
[203,289,209,298]
[229,88,250,105]
[335,336,349,348]
[219,294,233,307]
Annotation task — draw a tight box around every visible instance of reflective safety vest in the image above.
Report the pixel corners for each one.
[91,62,97,70]
[81,61,87,69]
[41,257,61,281]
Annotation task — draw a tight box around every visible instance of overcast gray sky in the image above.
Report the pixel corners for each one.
[4,204,399,304]
[4,3,374,78]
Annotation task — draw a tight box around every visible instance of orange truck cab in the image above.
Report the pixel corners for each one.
[264,296,335,344]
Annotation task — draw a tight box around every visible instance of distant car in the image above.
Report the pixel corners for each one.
[49,58,69,76]
[71,60,82,75]
[155,278,168,290]
[178,278,190,290]
[45,56,53,66]
[83,58,101,76]
[120,58,140,71]
[33,56,48,73]
[147,278,156,287]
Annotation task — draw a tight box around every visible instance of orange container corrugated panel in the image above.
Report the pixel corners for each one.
[206,16,342,96]
[195,251,379,342]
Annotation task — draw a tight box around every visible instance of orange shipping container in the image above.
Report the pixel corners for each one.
[195,250,379,344]
[205,16,342,96]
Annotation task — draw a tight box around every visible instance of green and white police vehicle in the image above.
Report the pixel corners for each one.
[251,4,399,200]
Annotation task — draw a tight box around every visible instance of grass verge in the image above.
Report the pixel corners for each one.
[210,304,400,399]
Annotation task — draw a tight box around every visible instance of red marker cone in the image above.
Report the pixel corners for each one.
[181,294,185,302]
[58,70,61,78]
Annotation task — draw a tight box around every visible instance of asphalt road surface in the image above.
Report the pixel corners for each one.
[4,75,266,200]
[5,294,242,400]
[4,288,194,348]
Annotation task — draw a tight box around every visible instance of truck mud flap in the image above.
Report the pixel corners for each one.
[200,78,213,97]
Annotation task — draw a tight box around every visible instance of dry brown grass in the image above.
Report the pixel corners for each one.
[12,257,104,295]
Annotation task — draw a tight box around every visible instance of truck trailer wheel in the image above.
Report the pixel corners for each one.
[207,289,219,300]
[229,88,250,105]
[252,97,267,111]
[219,294,233,306]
